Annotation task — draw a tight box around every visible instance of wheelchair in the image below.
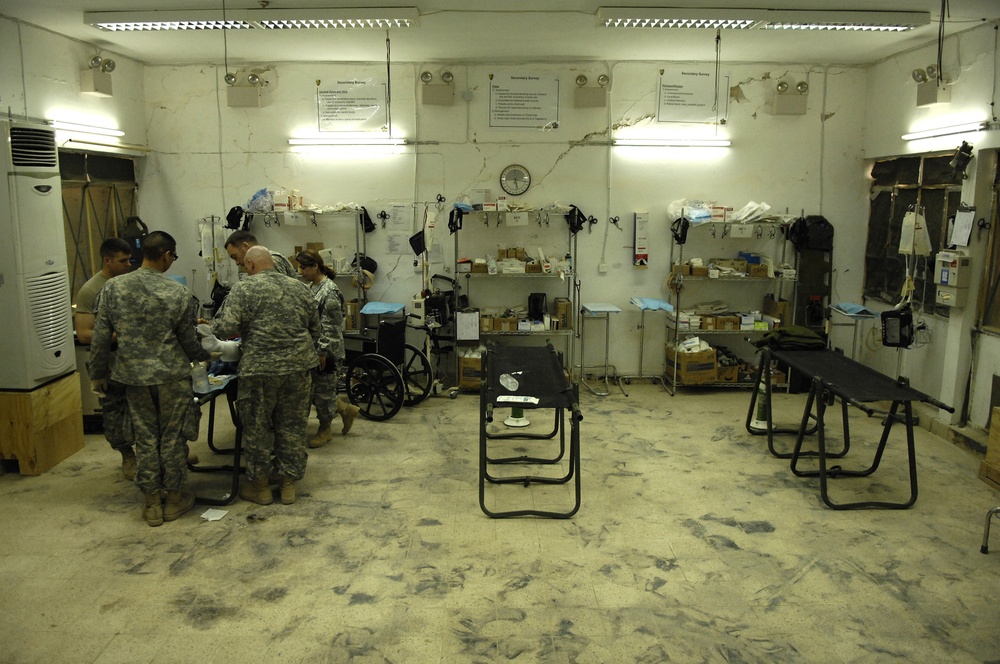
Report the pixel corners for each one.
[343,317,433,421]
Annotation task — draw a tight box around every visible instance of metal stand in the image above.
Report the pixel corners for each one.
[579,303,623,396]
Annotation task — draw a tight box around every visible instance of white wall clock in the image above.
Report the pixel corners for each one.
[500,164,530,196]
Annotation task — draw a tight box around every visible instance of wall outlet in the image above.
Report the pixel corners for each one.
[598,261,608,273]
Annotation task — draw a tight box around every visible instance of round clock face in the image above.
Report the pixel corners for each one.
[500,164,530,196]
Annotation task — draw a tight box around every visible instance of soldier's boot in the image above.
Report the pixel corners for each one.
[278,476,296,505]
[308,420,333,448]
[162,490,195,522]
[240,476,273,505]
[142,491,163,527]
[336,398,361,435]
[120,447,137,481]
[185,444,199,466]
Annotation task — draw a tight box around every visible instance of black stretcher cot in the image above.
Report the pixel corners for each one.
[479,342,583,518]
[746,347,952,510]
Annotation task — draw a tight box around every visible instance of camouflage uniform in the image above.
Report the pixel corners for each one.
[80,278,129,452]
[271,251,298,279]
[90,268,209,493]
[211,269,320,481]
[310,277,345,422]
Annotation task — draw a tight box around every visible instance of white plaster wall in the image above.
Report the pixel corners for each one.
[863,21,1000,429]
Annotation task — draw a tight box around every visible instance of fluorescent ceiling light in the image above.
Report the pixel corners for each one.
[61,139,150,157]
[901,121,989,141]
[598,8,929,31]
[614,138,731,147]
[50,120,124,137]
[85,8,418,31]
[288,137,408,146]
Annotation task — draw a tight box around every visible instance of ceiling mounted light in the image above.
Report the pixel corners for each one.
[912,68,928,83]
[598,7,929,32]
[50,120,125,137]
[84,8,418,31]
[901,121,989,141]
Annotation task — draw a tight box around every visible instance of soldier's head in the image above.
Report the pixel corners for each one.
[244,245,275,276]
[295,249,336,283]
[224,230,259,267]
[100,237,133,278]
[141,231,179,273]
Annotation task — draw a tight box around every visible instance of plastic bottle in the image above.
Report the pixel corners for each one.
[191,362,210,393]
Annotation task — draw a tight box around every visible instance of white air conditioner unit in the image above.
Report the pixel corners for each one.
[0,120,76,390]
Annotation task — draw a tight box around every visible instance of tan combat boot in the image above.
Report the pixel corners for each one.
[163,490,195,521]
[308,420,333,448]
[143,491,163,527]
[240,476,273,505]
[120,447,137,481]
[278,476,296,505]
[336,397,361,435]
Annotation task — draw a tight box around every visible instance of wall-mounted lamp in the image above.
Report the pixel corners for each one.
[574,73,609,108]
[773,80,808,115]
[81,55,115,96]
[912,64,949,106]
[614,138,731,147]
[901,121,989,141]
[227,66,273,106]
[420,69,454,106]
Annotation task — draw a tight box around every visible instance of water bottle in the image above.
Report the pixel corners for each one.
[191,362,210,393]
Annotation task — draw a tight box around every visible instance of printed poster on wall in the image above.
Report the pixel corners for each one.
[316,80,388,131]
[489,73,560,129]
[657,66,724,124]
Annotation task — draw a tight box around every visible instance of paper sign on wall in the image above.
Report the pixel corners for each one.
[489,73,560,129]
[657,66,725,124]
[316,80,387,131]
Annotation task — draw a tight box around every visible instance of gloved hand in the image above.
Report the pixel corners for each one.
[91,379,107,398]
[198,324,240,361]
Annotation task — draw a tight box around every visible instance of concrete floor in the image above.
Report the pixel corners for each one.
[1,384,999,663]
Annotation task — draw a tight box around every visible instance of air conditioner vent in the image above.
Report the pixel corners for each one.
[26,272,72,349]
[10,126,58,168]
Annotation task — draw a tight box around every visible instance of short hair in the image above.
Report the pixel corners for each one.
[141,230,176,261]
[224,230,258,249]
[100,237,132,259]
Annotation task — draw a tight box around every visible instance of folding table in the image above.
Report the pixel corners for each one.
[479,342,583,518]
[746,347,952,509]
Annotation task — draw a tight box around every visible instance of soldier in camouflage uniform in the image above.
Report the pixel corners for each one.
[211,245,321,506]
[90,231,210,527]
[75,237,136,480]
[295,249,360,448]
[224,229,297,278]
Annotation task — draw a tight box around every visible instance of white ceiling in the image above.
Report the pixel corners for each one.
[1,0,998,67]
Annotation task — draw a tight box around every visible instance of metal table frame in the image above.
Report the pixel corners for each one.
[479,342,583,518]
[189,376,243,506]
[578,303,623,396]
[746,347,952,510]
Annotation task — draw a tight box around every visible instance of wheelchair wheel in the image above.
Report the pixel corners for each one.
[346,353,404,421]
[402,344,433,407]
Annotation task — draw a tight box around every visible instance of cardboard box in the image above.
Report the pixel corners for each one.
[701,316,716,330]
[717,365,739,383]
[691,266,709,277]
[471,262,488,273]
[459,356,484,389]
[763,295,791,326]
[554,297,573,330]
[494,317,518,332]
[716,315,740,331]
[480,314,494,332]
[666,346,717,385]
[749,264,769,278]
[672,264,692,277]
[713,258,748,273]
[344,299,361,331]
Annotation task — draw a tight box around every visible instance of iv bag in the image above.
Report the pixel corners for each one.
[899,210,932,257]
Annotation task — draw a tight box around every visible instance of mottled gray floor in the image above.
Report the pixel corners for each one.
[1,384,999,663]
